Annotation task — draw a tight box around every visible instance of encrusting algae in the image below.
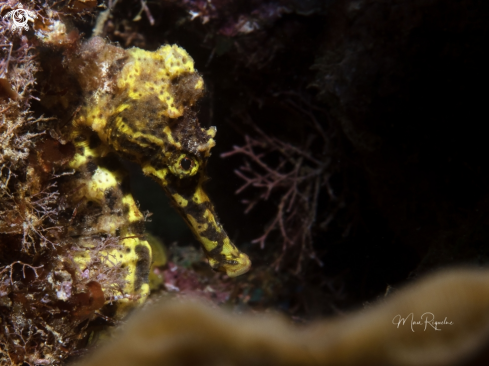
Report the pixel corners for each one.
[1,12,249,361]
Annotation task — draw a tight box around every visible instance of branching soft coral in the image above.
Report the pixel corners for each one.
[222,92,341,274]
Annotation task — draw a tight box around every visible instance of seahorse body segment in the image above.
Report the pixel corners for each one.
[66,37,250,315]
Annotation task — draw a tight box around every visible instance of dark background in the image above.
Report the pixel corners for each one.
[86,0,489,316]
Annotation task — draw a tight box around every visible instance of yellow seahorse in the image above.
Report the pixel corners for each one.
[64,37,251,316]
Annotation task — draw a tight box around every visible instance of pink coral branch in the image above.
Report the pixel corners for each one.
[221,93,339,273]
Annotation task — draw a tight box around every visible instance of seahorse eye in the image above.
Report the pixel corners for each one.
[169,154,199,178]
[180,156,193,171]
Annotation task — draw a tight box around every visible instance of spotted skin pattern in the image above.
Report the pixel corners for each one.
[67,39,251,316]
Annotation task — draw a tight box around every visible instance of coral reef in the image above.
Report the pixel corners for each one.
[1,7,83,365]
[1,2,247,364]
[0,3,127,363]
[2,0,489,364]
[74,267,489,366]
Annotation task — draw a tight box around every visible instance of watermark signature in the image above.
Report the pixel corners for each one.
[3,4,37,33]
[392,312,453,332]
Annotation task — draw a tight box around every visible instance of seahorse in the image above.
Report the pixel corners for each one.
[63,37,251,316]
